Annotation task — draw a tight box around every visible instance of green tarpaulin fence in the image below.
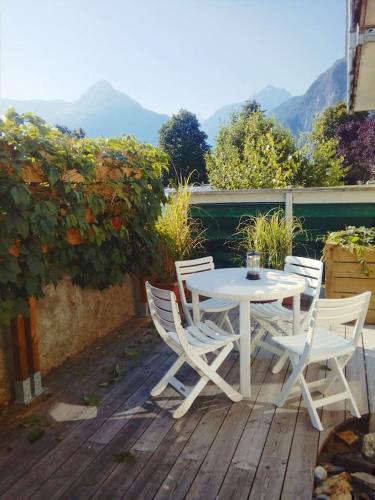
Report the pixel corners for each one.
[191,197,375,268]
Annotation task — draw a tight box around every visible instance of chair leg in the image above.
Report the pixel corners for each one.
[151,355,186,397]
[272,352,288,374]
[321,355,350,395]
[252,325,265,347]
[173,343,241,419]
[224,313,237,336]
[275,356,305,407]
[299,373,323,431]
[223,314,240,350]
[331,357,361,418]
[217,311,227,329]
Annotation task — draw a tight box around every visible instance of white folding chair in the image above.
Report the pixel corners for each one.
[145,282,242,418]
[272,292,371,431]
[251,256,323,373]
[175,256,238,335]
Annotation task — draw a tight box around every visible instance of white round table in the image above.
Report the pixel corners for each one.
[186,267,306,398]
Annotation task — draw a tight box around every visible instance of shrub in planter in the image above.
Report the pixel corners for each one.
[234,208,305,270]
[324,226,375,323]
[150,181,205,300]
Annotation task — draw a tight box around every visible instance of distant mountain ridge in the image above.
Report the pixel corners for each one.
[0,59,347,144]
[202,85,292,144]
[270,58,346,136]
[0,80,168,144]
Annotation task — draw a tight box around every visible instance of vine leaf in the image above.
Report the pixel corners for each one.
[27,428,45,444]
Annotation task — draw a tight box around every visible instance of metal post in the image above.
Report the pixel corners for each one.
[285,191,293,255]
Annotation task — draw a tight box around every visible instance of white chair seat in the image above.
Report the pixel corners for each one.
[251,301,308,322]
[169,321,239,354]
[187,297,238,314]
[273,328,354,362]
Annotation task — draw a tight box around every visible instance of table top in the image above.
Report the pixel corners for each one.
[186,267,306,302]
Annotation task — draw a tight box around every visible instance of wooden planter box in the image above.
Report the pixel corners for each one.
[325,243,375,324]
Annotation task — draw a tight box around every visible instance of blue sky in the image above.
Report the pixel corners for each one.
[1,0,346,118]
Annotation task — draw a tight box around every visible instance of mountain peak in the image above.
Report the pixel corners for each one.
[86,80,114,93]
[0,80,169,144]
[270,58,346,135]
[80,80,122,100]
[250,85,292,105]
[76,80,141,110]
[260,84,286,92]
[203,85,292,143]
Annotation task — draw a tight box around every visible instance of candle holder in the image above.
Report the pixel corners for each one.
[246,250,261,280]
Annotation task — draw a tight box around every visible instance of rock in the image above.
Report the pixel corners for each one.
[337,430,360,446]
[352,472,375,490]
[362,433,375,463]
[314,472,352,500]
[315,465,328,483]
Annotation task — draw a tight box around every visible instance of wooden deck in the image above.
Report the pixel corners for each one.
[0,313,374,500]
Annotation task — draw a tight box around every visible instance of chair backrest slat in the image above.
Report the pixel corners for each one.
[284,257,323,293]
[176,261,214,278]
[145,281,191,353]
[286,263,322,280]
[154,304,176,324]
[284,256,323,327]
[153,295,174,313]
[316,293,371,329]
[175,256,215,324]
[302,291,371,361]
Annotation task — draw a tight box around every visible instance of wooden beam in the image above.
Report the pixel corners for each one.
[10,314,30,382]
[25,297,40,374]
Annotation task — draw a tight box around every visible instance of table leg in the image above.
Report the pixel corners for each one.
[293,293,301,334]
[239,300,251,399]
[192,292,201,324]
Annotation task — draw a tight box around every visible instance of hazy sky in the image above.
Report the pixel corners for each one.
[1,0,346,118]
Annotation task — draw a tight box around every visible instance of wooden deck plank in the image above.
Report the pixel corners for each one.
[217,352,288,499]
[0,318,153,477]
[0,317,151,444]
[25,354,176,500]
[247,367,300,500]
[64,362,198,499]
[153,355,241,500]
[185,349,273,500]
[1,347,172,499]
[317,325,347,451]
[119,404,208,500]
[345,325,369,417]
[280,363,322,500]
[91,355,238,499]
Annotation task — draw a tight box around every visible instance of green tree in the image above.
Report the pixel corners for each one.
[295,102,370,187]
[159,110,209,185]
[295,103,352,187]
[296,137,345,187]
[206,105,300,189]
[312,102,367,141]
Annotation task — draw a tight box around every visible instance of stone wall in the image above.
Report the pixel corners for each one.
[0,275,137,404]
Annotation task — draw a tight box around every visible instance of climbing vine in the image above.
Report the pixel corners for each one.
[0,109,168,324]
